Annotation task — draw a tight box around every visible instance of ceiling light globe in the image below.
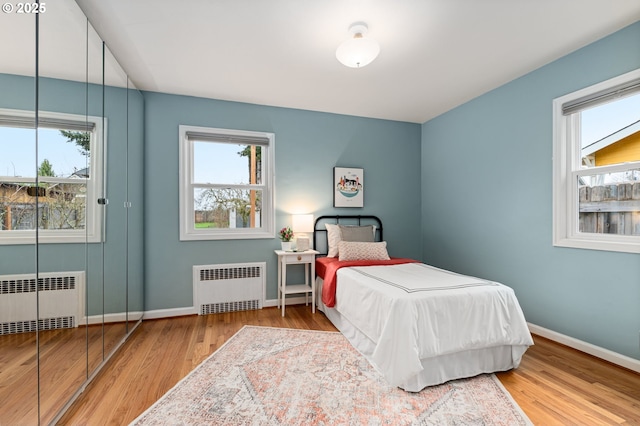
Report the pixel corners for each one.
[336,36,380,68]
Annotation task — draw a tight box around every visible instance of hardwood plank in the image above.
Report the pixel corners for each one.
[49,307,640,425]
[497,335,640,425]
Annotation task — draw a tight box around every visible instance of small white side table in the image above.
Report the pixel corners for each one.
[275,249,318,317]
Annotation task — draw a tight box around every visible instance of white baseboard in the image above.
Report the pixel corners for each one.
[141,297,311,320]
[528,323,640,374]
[85,311,143,325]
[143,306,197,320]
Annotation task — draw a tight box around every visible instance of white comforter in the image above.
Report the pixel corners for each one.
[334,263,533,387]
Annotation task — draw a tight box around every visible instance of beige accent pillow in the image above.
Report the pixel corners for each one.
[338,241,390,261]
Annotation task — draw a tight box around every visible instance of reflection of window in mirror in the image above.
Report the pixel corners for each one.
[0,109,104,244]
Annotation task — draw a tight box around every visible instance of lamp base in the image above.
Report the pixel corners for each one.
[296,236,310,251]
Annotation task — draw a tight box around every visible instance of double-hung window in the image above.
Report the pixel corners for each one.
[179,125,275,240]
[0,109,104,244]
[553,69,640,253]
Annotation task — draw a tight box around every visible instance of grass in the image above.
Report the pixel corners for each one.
[195,222,217,228]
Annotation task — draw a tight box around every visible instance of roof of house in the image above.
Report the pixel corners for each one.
[582,120,640,157]
[71,167,90,178]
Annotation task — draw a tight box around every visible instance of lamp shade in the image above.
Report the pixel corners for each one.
[336,22,380,68]
[292,214,314,233]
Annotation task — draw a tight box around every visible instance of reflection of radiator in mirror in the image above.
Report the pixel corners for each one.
[0,271,85,335]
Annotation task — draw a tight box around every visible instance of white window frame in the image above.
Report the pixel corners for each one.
[552,69,640,253]
[179,125,275,241]
[0,108,104,245]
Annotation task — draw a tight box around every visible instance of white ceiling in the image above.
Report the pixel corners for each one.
[75,0,640,124]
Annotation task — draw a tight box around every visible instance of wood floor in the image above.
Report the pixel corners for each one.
[59,306,640,425]
[0,323,128,426]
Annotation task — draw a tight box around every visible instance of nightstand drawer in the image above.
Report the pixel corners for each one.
[282,253,315,264]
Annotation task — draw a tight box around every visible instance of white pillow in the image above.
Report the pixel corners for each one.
[338,241,390,261]
[325,223,341,257]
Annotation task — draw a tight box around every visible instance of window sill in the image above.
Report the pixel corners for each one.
[179,229,274,241]
[0,233,101,245]
[553,236,640,254]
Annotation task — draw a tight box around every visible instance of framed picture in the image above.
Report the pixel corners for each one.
[334,167,364,208]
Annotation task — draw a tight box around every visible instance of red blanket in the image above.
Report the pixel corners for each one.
[318,257,419,307]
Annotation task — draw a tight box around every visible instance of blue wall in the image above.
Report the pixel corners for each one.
[142,91,422,310]
[421,22,640,360]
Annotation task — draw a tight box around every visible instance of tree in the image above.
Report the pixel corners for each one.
[238,145,261,183]
[196,188,261,228]
[60,130,90,157]
[38,159,55,177]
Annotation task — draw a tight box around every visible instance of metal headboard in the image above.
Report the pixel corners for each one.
[313,215,383,256]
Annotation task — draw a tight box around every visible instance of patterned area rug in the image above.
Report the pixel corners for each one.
[131,326,531,425]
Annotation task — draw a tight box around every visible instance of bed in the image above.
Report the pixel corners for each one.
[313,215,533,392]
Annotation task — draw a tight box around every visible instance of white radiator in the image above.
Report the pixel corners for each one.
[0,271,85,335]
[193,262,265,314]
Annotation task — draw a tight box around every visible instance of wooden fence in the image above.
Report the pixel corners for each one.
[579,182,640,235]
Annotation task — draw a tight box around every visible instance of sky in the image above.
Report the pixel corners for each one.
[193,141,250,184]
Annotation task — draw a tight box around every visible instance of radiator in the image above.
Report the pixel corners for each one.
[193,262,265,315]
[0,271,85,335]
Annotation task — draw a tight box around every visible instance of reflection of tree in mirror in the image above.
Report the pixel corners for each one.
[0,183,32,230]
[0,130,92,231]
[38,183,86,230]
[0,182,86,231]
[39,159,55,177]
[60,130,90,157]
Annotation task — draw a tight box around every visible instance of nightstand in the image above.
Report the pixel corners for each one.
[274,249,319,317]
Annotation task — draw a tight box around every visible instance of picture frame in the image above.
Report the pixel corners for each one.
[334,167,364,208]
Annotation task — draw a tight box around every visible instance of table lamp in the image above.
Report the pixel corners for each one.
[292,214,314,251]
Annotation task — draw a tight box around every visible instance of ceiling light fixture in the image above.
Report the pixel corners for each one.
[336,22,380,68]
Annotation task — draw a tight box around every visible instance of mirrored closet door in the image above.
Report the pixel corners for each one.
[0,7,38,425]
[0,1,144,424]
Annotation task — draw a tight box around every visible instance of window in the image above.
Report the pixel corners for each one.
[0,109,104,244]
[553,69,640,253]
[179,125,275,241]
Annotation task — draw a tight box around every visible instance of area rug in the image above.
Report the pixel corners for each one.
[131,326,532,425]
